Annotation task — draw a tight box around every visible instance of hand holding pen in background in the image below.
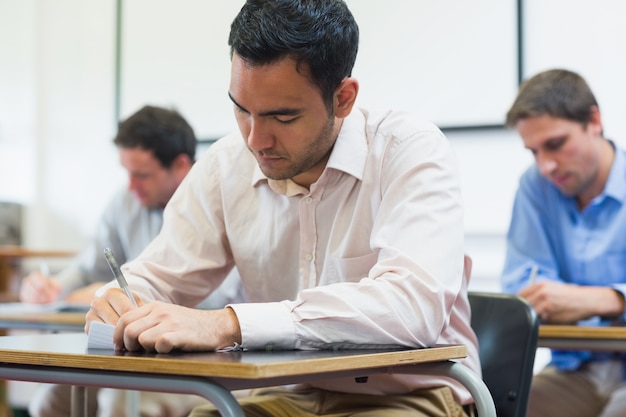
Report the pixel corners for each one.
[18,260,62,304]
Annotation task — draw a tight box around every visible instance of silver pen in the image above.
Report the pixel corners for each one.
[104,247,138,307]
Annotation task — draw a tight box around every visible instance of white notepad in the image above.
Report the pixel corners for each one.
[87,321,115,349]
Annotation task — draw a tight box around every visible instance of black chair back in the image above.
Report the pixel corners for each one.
[469,291,539,417]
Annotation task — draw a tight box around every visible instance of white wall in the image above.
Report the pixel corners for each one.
[1,0,626,290]
[449,129,532,291]
[524,0,626,146]
[0,0,122,253]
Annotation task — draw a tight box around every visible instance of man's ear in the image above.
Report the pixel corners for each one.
[334,77,359,118]
[171,153,193,175]
[588,105,603,136]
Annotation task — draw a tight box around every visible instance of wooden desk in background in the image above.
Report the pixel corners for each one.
[0,246,75,417]
[0,246,75,299]
[0,311,85,333]
[0,333,496,417]
[0,309,86,416]
[539,325,626,351]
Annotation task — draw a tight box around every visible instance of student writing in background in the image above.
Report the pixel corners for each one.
[502,68,626,417]
[22,105,244,417]
[88,1,480,416]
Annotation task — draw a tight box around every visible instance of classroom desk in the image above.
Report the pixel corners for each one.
[0,309,86,416]
[538,325,626,351]
[0,311,85,333]
[0,247,75,417]
[0,246,75,297]
[0,333,495,417]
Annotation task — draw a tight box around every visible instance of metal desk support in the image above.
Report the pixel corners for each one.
[0,365,245,417]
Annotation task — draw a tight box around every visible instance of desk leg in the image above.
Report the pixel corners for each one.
[0,259,11,417]
[394,361,496,417]
[0,258,12,295]
[71,386,86,417]
[125,390,139,417]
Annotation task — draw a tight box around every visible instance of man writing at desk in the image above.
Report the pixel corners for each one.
[502,69,626,417]
[21,105,243,417]
[88,0,480,416]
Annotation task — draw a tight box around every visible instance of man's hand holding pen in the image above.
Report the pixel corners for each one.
[90,247,241,353]
[519,280,626,324]
[85,287,144,329]
[86,289,241,353]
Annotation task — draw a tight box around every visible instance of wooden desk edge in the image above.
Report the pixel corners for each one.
[0,343,466,379]
[0,312,86,325]
[0,246,76,258]
[539,325,626,340]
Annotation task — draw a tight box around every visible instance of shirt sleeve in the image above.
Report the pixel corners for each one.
[501,168,562,294]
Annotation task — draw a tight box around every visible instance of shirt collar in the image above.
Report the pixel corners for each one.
[601,140,626,203]
[325,109,369,181]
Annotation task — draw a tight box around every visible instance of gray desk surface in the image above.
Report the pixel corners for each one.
[0,333,495,417]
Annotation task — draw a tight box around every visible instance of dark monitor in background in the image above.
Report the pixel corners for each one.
[0,202,21,246]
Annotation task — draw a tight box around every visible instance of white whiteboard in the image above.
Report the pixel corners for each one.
[119,0,519,140]
[522,0,626,146]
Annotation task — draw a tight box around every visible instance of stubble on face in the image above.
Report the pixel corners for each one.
[518,115,608,207]
[257,114,336,182]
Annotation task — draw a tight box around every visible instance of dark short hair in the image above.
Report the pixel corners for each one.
[228,0,359,112]
[506,69,599,128]
[114,105,197,168]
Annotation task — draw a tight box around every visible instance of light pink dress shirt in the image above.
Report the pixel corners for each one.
[116,108,480,404]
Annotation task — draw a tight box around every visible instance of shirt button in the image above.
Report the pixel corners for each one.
[305,196,313,204]
[305,253,313,261]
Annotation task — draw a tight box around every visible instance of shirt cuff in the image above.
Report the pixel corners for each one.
[610,284,626,322]
[229,302,296,350]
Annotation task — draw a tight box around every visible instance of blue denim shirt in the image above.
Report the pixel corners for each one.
[501,141,626,370]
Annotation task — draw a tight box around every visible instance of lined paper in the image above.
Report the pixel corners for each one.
[87,321,115,349]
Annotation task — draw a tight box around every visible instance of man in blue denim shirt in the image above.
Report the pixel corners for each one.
[502,68,626,417]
